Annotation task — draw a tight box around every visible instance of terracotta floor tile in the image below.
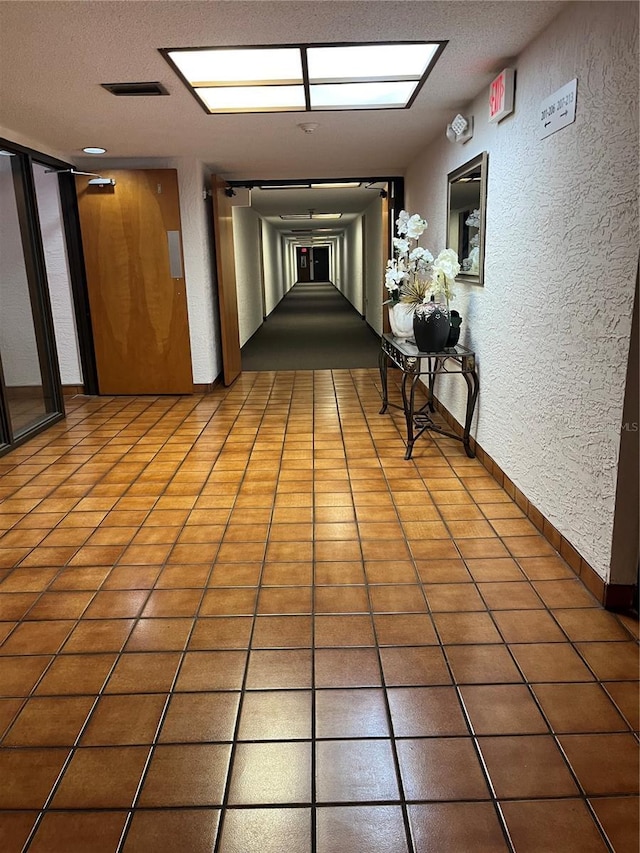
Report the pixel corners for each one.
[501,799,608,852]
[257,586,312,614]
[51,746,148,808]
[138,743,231,806]
[80,693,166,745]
[316,687,389,738]
[553,609,633,642]
[364,560,417,584]
[464,558,525,582]
[388,686,468,736]
[456,539,510,559]
[216,808,309,853]
[50,566,112,591]
[374,613,438,646]
[84,590,149,619]
[28,811,129,853]
[34,653,115,695]
[477,581,544,610]
[316,561,366,585]
[415,558,471,584]
[531,579,600,608]
[227,741,311,804]
[516,555,577,580]
[480,735,579,798]
[262,562,313,585]
[315,585,369,614]
[575,641,639,680]
[315,647,382,687]
[264,541,312,562]
[124,617,193,652]
[369,584,427,613]
[396,737,490,801]
[316,739,399,802]
[316,805,409,853]
[408,802,509,852]
[558,734,640,795]
[100,652,179,695]
[245,648,312,689]
[0,567,57,592]
[252,615,312,649]
[208,562,262,587]
[188,617,252,650]
[0,591,39,620]
[0,812,39,852]
[379,645,451,686]
[123,809,220,853]
[0,620,75,655]
[62,619,135,654]
[424,583,485,612]
[509,642,595,683]
[175,650,247,691]
[603,681,640,730]
[533,683,630,733]
[589,796,640,853]
[160,692,240,742]
[237,690,311,740]
[460,685,549,735]
[314,615,376,647]
[492,610,566,643]
[445,644,523,684]
[3,696,94,746]
[433,612,502,645]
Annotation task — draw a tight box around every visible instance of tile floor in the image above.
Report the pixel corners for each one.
[0,369,637,853]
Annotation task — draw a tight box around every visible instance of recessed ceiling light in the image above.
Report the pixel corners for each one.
[82,147,107,154]
[161,41,445,114]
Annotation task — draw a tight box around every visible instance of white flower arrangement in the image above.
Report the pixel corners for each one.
[384,210,460,307]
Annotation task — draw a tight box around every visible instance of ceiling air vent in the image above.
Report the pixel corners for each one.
[101,82,169,96]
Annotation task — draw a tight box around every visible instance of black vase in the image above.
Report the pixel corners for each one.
[446,310,462,347]
[413,303,450,352]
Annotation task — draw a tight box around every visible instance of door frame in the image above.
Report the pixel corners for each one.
[0,136,70,454]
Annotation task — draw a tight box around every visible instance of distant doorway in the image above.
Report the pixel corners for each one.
[296,247,311,282]
[312,246,330,281]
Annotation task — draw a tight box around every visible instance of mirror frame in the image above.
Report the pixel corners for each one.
[447,151,488,286]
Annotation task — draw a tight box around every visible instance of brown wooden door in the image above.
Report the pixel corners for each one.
[211,175,241,386]
[76,169,193,395]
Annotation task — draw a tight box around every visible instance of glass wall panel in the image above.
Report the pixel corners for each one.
[0,152,55,438]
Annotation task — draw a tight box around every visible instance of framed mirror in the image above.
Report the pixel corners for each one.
[447,151,488,286]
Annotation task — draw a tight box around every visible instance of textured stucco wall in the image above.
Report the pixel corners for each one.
[364,196,384,335]
[33,162,83,385]
[341,216,364,313]
[404,1,639,581]
[262,218,287,316]
[231,206,264,347]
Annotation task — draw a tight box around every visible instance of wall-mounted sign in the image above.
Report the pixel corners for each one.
[540,78,578,139]
[489,68,515,123]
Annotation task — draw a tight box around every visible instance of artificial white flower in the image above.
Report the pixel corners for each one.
[409,246,434,272]
[393,237,410,255]
[406,214,427,239]
[396,210,410,235]
[433,248,461,282]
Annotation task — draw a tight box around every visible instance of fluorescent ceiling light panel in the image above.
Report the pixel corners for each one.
[162,41,444,113]
[310,182,361,189]
[280,213,342,220]
[313,213,342,219]
[168,48,303,85]
[196,85,305,112]
[310,81,415,109]
[306,43,438,83]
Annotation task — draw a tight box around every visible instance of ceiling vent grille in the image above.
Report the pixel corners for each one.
[101,82,169,96]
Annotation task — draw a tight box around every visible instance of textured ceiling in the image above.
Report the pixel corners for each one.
[0,0,566,183]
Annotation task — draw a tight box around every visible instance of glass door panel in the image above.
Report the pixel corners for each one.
[0,151,56,439]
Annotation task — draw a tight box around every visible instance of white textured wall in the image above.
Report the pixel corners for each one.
[261,219,287,316]
[404,1,639,581]
[32,162,83,385]
[341,216,364,313]
[364,196,384,334]
[232,206,264,346]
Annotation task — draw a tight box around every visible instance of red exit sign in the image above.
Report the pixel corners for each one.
[489,68,515,123]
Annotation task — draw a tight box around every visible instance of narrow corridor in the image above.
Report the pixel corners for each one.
[240,283,380,371]
[0,370,637,852]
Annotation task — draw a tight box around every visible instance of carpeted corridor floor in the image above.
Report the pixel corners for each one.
[240,282,381,371]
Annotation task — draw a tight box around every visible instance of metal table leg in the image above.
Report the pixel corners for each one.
[378,347,389,414]
[461,368,480,458]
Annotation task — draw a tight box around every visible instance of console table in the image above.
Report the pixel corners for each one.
[379,333,479,460]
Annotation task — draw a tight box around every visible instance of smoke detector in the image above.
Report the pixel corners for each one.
[297,122,319,134]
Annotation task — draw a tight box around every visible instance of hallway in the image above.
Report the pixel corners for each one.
[241,282,381,371]
[0,370,637,852]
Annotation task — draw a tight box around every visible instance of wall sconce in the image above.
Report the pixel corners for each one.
[446,114,474,144]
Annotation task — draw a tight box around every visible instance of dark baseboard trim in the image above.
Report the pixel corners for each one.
[193,375,222,394]
[62,384,85,396]
[430,395,636,612]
